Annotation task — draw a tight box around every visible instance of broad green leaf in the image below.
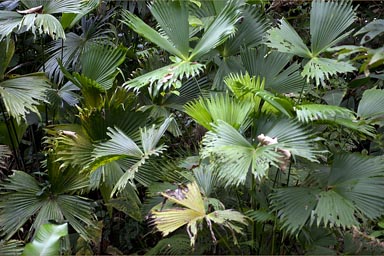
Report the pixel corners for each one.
[0,39,14,80]
[22,223,68,256]
[357,88,384,126]
[355,19,384,44]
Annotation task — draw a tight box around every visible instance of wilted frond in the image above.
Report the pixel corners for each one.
[151,181,246,247]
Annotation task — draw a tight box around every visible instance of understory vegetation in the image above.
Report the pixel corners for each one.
[0,0,384,255]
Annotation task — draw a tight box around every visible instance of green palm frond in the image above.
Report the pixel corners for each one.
[295,104,354,122]
[220,5,269,56]
[254,116,320,162]
[302,57,355,85]
[21,0,84,14]
[310,1,356,55]
[224,73,294,117]
[0,39,14,81]
[88,118,172,195]
[63,45,127,91]
[241,46,306,93]
[150,0,190,59]
[355,19,384,44]
[357,88,384,126]
[184,94,253,131]
[189,1,240,60]
[44,13,113,83]
[266,1,357,85]
[146,234,192,255]
[271,153,384,233]
[0,166,96,241]
[0,145,10,168]
[123,61,205,93]
[0,0,92,40]
[201,120,282,185]
[202,116,319,186]
[121,9,184,59]
[0,240,24,256]
[295,103,375,136]
[266,18,310,58]
[0,73,50,124]
[0,11,22,40]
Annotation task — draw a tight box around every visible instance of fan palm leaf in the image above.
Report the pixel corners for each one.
[224,73,295,117]
[0,0,94,40]
[295,103,375,136]
[0,240,24,256]
[88,117,172,195]
[184,94,253,131]
[202,116,319,186]
[220,5,269,57]
[271,153,384,233]
[0,73,50,124]
[266,1,357,85]
[310,0,356,55]
[241,46,305,93]
[357,88,384,126]
[62,45,127,92]
[123,61,205,93]
[0,162,97,241]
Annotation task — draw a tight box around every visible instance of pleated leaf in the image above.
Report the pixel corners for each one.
[241,46,305,93]
[272,153,384,233]
[150,0,190,59]
[357,88,384,126]
[0,73,50,124]
[189,1,240,60]
[310,0,356,55]
[184,94,253,131]
[302,57,356,85]
[201,120,282,186]
[266,18,311,58]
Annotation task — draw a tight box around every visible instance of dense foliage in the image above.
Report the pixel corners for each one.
[0,0,384,254]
